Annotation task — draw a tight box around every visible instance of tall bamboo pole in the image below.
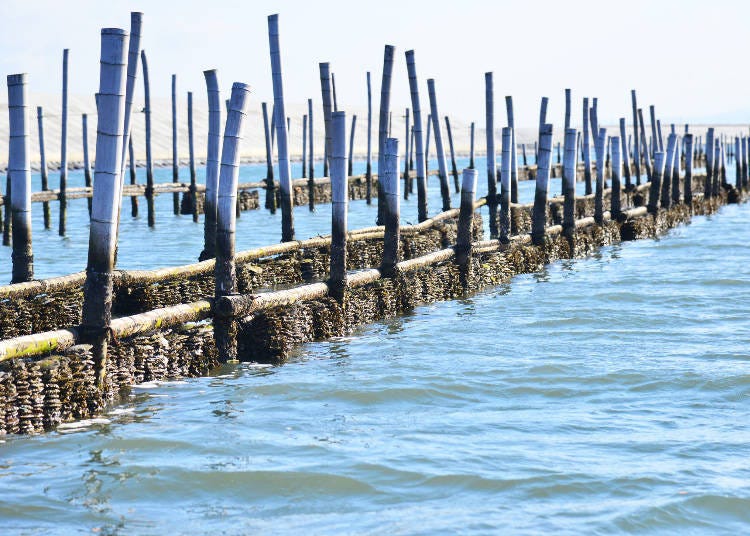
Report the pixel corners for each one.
[377,45,395,225]
[187,91,198,222]
[499,127,512,243]
[37,106,51,229]
[538,96,549,149]
[531,124,553,245]
[2,173,9,246]
[705,127,714,198]
[171,74,179,214]
[405,50,427,222]
[619,118,631,189]
[469,122,475,169]
[403,108,410,199]
[81,28,129,387]
[365,72,372,204]
[661,133,676,209]
[261,102,276,213]
[7,74,33,283]
[445,116,459,193]
[684,134,694,205]
[118,12,142,187]
[672,134,681,205]
[564,88,571,131]
[82,113,92,215]
[631,90,641,186]
[611,135,622,218]
[637,108,652,182]
[200,69,221,260]
[656,119,664,152]
[329,111,348,301]
[594,127,606,224]
[380,137,400,278]
[647,151,665,214]
[348,114,357,177]
[308,98,315,183]
[268,14,294,241]
[456,167,477,274]
[409,125,415,173]
[331,72,338,111]
[141,50,155,227]
[128,136,138,217]
[485,72,498,238]
[302,114,307,179]
[59,48,69,237]
[582,98,592,195]
[505,96,518,203]
[319,62,333,183]
[562,128,578,240]
[427,79,451,212]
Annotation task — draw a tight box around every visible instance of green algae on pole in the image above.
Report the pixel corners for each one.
[82,114,92,215]
[171,74,179,215]
[610,135,622,218]
[268,14,295,241]
[59,48,69,237]
[405,51,427,222]
[484,72,498,238]
[562,128,577,240]
[261,102,276,213]
[377,45,395,225]
[36,106,51,229]
[329,111,348,301]
[214,82,252,363]
[455,167,477,274]
[445,116,460,193]
[499,127,512,243]
[187,91,198,222]
[7,73,34,283]
[141,50,155,227]
[531,124,553,245]
[81,28,129,387]
[582,98,593,195]
[427,79,451,212]
[200,69,221,260]
[380,137,400,278]
[631,90,641,186]
[365,72,372,204]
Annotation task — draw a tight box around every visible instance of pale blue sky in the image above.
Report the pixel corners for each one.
[0,0,747,126]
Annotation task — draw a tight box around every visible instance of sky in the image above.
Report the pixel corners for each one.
[0,0,748,128]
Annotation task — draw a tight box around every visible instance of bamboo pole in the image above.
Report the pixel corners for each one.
[538,96,549,145]
[141,50,155,227]
[649,106,658,157]
[128,136,138,217]
[409,124,415,174]
[59,48,69,237]
[499,127,512,243]
[377,45,395,225]
[611,135,622,217]
[308,98,315,184]
[619,118,631,189]
[445,116,459,193]
[329,111,348,300]
[81,28,129,387]
[427,79,451,212]
[319,62,333,181]
[742,136,748,190]
[425,113,431,175]
[522,144,527,166]
[562,127,577,237]
[331,72,338,111]
[469,122,475,169]
[590,98,599,140]
[405,51,427,222]
[302,113,307,179]
[637,108,652,182]
[485,72,498,238]
[37,106,51,229]
[505,96,518,203]
[82,113,92,215]
[187,91,198,222]
[261,102,276,213]
[582,97,593,195]
[214,82,251,363]
[403,109,410,199]
[456,167,477,272]
[7,74,33,283]
[714,139,722,196]
[661,133,676,209]
[118,12,142,190]
[631,90,641,186]
[365,72,372,204]
[380,137,400,277]
[200,69,221,260]
[594,128,606,224]
[647,151,665,214]
[531,124,553,245]
[672,134,681,205]
[656,119,664,152]
[268,14,295,241]
[705,128,714,198]
[171,74,179,214]
[348,114,357,178]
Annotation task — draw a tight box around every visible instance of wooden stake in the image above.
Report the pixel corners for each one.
[81,28,129,387]
[59,49,69,237]
[485,72,498,238]
[499,127,512,243]
[505,96,518,203]
[268,14,294,241]
[405,50,427,222]
[200,69,221,260]
[582,97,593,195]
[82,113,92,215]
[365,72,372,204]
[427,79,451,212]
[377,45,395,225]
[562,127,577,237]
[261,102,276,213]
[187,91,198,222]
[171,74,179,214]
[214,82,252,363]
[531,124,553,245]
[380,137,400,277]
[7,73,33,283]
[330,111,349,299]
[36,106,51,229]
[456,167,477,273]
[141,50,155,227]
[611,135,622,217]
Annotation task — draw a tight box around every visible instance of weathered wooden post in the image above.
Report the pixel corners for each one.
[365,72,372,204]
[200,69,221,260]
[261,102,276,213]
[499,127,512,243]
[59,48,69,237]
[594,128,606,224]
[611,135,622,218]
[456,167,477,276]
[82,113,93,215]
[141,50,155,227]
[380,137,400,278]
[171,74,180,214]
[128,136,138,217]
[631,90,641,186]
[531,124,553,245]
[582,98,593,195]
[187,91,198,222]
[647,151,665,214]
[81,28,129,387]
[661,133,676,209]
[562,127,577,240]
[348,114,357,177]
[403,109,410,199]
[505,96,518,203]
[484,72,498,238]
[469,121,475,169]
[377,45,395,225]
[214,82,252,363]
[427,79,451,211]
[405,50,427,222]
[302,114,307,179]
[329,111,349,300]
[445,116,460,193]
[36,106,51,229]
[7,74,33,283]
[619,118,632,189]
[268,14,295,241]
[705,128,714,198]
[319,62,333,181]
[308,98,315,183]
